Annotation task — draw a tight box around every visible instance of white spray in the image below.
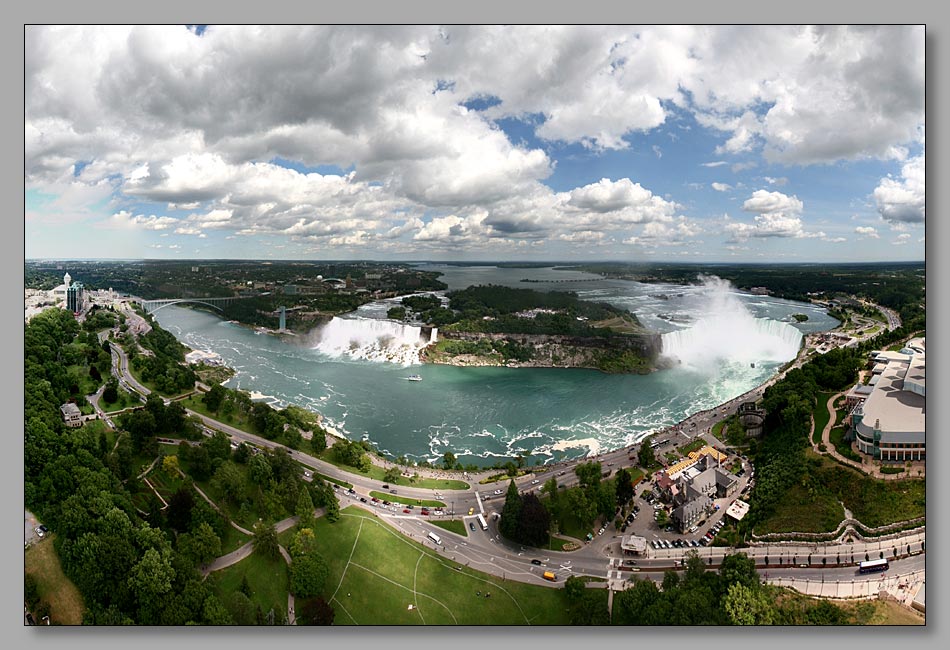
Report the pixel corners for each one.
[660,275,802,372]
[313,317,434,366]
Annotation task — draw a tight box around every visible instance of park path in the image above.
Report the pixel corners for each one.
[201,511,326,625]
[810,391,923,481]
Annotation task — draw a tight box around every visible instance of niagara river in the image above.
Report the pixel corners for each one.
[152,265,838,467]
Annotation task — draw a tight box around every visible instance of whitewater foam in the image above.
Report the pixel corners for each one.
[659,275,802,371]
[313,316,435,365]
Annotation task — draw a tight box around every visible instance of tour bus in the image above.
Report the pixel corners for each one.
[476,513,488,531]
[858,558,889,574]
[542,571,557,581]
[427,531,442,545]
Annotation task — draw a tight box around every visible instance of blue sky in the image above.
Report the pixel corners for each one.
[25,25,925,262]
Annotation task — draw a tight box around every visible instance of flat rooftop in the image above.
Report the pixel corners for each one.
[856,356,925,440]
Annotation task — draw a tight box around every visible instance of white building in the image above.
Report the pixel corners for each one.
[851,345,925,462]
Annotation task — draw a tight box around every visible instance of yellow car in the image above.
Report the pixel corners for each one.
[468,507,474,515]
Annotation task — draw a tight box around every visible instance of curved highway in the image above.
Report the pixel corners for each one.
[110,338,926,593]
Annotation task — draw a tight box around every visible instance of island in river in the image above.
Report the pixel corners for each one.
[410,285,663,373]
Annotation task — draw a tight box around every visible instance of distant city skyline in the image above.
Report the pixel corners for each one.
[25,25,925,263]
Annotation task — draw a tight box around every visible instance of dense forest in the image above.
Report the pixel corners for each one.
[24,308,341,624]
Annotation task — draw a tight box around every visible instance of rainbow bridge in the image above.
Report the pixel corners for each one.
[139,296,241,314]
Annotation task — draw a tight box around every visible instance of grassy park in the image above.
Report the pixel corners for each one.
[811,391,836,445]
[25,536,86,625]
[208,551,289,624]
[300,507,574,625]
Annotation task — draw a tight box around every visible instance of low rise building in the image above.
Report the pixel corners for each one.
[620,535,648,556]
[60,403,83,428]
[672,495,712,533]
[851,348,925,462]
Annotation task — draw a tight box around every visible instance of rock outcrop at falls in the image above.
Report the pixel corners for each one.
[423,330,662,374]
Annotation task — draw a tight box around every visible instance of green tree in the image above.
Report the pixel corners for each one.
[252,521,280,560]
[289,528,329,598]
[718,552,760,591]
[614,468,634,505]
[518,492,551,547]
[574,462,602,489]
[297,597,335,625]
[564,575,586,602]
[102,377,119,404]
[166,487,195,533]
[127,547,176,623]
[202,384,226,413]
[383,466,402,484]
[201,594,233,625]
[295,488,315,529]
[248,453,274,486]
[178,522,221,567]
[309,428,327,454]
[638,436,657,468]
[211,461,246,506]
[499,480,523,540]
[724,582,774,625]
[321,483,340,522]
[228,591,256,625]
[442,451,457,470]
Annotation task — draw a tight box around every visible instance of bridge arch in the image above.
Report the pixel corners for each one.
[144,299,228,314]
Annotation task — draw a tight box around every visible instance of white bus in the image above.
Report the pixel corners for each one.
[427,531,442,545]
[476,513,488,531]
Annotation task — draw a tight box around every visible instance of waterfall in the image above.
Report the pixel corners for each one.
[313,317,433,365]
[661,316,802,369]
[659,275,802,371]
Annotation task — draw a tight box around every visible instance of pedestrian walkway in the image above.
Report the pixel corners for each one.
[810,392,925,481]
[767,569,924,611]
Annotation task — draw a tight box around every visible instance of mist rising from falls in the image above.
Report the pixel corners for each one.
[314,317,436,366]
[660,276,803,371]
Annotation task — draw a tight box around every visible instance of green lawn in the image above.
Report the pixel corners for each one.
[66,364,102,399]
[220,526,252,555]
[209,550,289,624]
[126,361,192,399]
[711,419,727,441]
[25,535,86,625]
[676,439,706,457]
[829,427,862,462]
[310,508,574,625]
[180,394,256,434]
[812,391,836,446]
[368,491,445,508]
[316,452,470,491]
[100,385,138,413]
[431,519,468,536]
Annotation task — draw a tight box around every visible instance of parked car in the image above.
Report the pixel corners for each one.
[359,497,367,503]
[469,522,476,531]
[531,559,543,566]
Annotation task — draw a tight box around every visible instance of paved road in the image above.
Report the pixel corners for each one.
[111,338,927,593]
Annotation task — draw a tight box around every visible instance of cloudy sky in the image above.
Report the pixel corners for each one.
[25,24,924,262]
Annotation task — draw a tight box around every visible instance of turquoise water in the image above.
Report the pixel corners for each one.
[153,266,837,467]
